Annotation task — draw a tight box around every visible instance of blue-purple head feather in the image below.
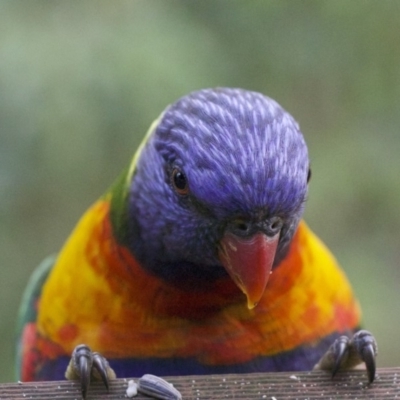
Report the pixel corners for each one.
[120,88,310,285]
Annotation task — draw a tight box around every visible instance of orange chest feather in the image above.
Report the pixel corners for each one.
[38,200,360,364]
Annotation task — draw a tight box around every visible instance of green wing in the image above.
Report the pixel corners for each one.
[15,256,55,379]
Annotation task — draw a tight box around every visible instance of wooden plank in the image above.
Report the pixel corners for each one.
[1,368,398,399]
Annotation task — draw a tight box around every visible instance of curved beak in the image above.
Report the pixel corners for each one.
[218,230,279,309]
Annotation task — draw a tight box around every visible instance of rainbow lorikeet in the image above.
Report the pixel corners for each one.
[17,88,376,398]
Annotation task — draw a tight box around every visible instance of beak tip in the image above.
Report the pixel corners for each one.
[245,290,263,309]
[247,300,258,310]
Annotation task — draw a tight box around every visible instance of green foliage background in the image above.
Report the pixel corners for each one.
[1,0,399,382]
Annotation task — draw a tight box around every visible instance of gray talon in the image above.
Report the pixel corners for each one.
[363,343,376,383]
[314,330,377,384]
[65,344,116,400]
[92,352,110,389]
[332,336,349,378]
[353,330,377,383]
[71,344,93,399]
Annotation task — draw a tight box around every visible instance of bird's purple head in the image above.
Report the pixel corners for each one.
[122,88,310,298]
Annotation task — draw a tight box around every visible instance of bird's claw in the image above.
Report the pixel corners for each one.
[352,330,377,383]
[314,330,377,383]
[91,351,111,390]
[65,344,116,399]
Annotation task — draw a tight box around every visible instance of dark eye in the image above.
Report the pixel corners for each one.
[307,167,312,183]
[171,168,189,195]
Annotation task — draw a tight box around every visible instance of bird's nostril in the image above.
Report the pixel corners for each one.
[229,217,282,237]
[268,217,283,234]
[271,221,279,230]
[234,220,249,232]
[231,219,251,235]
[237,222,248,231]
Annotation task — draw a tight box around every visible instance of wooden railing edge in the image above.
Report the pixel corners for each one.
[0,367,398,399]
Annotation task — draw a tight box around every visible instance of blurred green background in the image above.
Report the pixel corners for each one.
[1,0,399,382]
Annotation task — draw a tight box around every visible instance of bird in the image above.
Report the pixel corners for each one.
[16,88,376,399]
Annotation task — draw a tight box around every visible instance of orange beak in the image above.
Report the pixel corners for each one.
[218,231,279,309]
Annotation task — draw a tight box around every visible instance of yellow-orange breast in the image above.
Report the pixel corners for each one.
[37,199,361,365]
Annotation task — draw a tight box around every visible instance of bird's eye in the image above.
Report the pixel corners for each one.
[171,168,189,195]
[307,167,312,183]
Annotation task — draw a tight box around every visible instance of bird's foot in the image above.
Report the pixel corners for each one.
[314,330,377,383]
[65,344,116,399]
[65,344,182,399]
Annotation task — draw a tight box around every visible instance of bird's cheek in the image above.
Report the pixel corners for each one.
[218,231,279,309]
